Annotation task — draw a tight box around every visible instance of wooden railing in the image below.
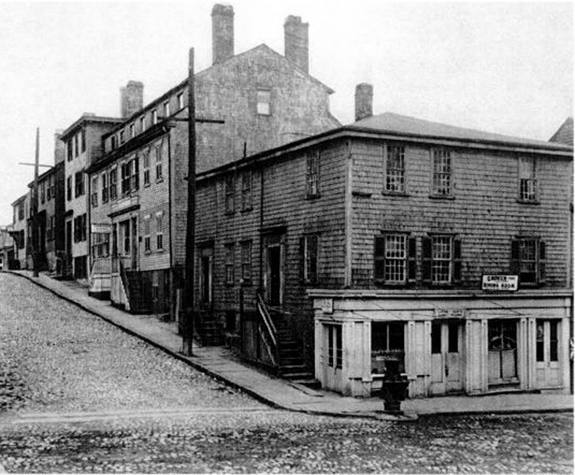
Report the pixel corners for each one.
[256,293,279,368]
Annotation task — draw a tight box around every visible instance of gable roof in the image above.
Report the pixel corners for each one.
[549,117,573,145]
[350,113,572,150]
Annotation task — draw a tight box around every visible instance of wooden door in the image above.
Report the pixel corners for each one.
[488,320,518,386]
[430,322,463,394]
[535,320,561,389]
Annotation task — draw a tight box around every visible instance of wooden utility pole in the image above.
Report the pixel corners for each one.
[182,48,197,356]
[32,127,40,278]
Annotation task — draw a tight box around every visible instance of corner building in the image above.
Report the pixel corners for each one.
[194,100,573,398]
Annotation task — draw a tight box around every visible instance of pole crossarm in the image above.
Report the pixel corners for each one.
[170,117,225,124]
[18,162,53,168]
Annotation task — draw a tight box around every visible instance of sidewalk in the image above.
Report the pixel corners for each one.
[6,270,574,421]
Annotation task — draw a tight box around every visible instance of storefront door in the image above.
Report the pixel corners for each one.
[488,320,519,386]
[535,320,561,389]
[324,324,343,393]
[430,321,463,394]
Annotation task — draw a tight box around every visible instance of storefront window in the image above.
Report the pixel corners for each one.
[371,322,405,375]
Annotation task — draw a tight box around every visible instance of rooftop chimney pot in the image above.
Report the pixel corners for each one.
[284,15,309,73]
[212,3,234,65]
[355,83,373,122]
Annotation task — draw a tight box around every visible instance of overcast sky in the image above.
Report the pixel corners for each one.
[0,1,572,225]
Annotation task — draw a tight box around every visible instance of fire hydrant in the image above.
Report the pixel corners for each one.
[380,360,409,414]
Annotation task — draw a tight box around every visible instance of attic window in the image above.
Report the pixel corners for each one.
[256,90,271,115]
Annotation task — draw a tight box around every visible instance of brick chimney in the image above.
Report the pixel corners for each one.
[54,130,65,165]
[212,4,234,65]
[120,81,144,118]
[355,83,373,122]
[284,15,309,73]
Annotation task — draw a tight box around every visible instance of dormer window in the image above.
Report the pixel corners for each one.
[163,101,170,118]
[119,130,125,144]
[129,123,135,139]
[151,109,158,125]
[111,135,117,150]
[177,93,184,110]
[140,116,146,132]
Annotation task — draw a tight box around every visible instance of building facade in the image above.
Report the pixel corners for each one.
[0,225,15,270]
[86,4,340,317]
[194,89,573,398]
[10,193,29,269]
[60,114,122,279]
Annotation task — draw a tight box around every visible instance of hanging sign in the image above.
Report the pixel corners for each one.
[482,275,518,291]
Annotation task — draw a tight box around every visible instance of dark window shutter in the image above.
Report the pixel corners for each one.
[510,239,520,275]
[422,236,432,283]
[453,238,462,283]
[538,240,546,284]
[407,237,417,282]
[374,236,385,281]
[299,237,305,283]
[309,235,318,284]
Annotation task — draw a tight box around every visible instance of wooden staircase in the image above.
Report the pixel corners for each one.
[195,310,225,346]
[260,297,320,389]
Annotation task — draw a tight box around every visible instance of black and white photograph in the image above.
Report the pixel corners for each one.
[0,1,572,473]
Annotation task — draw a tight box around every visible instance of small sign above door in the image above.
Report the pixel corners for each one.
[482,275,519,292]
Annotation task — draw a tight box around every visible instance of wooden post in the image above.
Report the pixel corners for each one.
[32,128,40,278]
[182,48,196,356]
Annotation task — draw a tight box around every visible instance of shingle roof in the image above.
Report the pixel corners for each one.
[350,112,572,150]
[549,117,573,145]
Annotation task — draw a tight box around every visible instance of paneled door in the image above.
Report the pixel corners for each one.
[535,320,561,389]
[430,321,463,394]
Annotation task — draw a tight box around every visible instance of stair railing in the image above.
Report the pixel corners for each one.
[256,293,279,368]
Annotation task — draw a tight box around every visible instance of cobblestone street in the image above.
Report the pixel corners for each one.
[0,273,573,473]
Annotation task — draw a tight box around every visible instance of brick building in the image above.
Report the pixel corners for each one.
[60,114,122,279]
[194,84,573,397]
[86,4,340,316]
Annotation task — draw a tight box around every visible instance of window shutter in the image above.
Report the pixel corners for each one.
[538,240,546,284]
[407,237,417,282]
[309,235,318,284]
[299,237,305,283]
[510,239,520,275]
[453,238,462,283]
[374,236,385,280]
[422,236,432,283]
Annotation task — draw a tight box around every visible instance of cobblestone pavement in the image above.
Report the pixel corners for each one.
[0,273,573,473]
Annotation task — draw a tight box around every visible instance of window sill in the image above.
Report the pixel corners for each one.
[305,194,321,200]
[516,199,540,205]
[382,191,409,197]
[144,250,152,255]
[156,249,165,253]
[241,207,253,213]
[429,194,455,200]
[156,178,164,184]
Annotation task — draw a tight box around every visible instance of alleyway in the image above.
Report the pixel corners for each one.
[0,273,572,473]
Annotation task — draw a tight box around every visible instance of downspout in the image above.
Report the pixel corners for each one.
[344,138,353,288]
[259,156,264,293]
[167,130,174,319]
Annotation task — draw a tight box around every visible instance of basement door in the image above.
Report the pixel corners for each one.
[535,320,561,389]
[430,321,464,394]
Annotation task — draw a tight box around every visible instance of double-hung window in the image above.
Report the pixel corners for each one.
[130,157,139,191]
[519,156,537,202]
[163,101,170,118]
[151,109,158,125]
[306,151,320,198]
[422,235,462,285]
[384,145,406,193]
[109,168,117,200]
[511,237,545,285]
[225,243,235,285]
[374,234,416,284]
[74,172,84,197]
[256,89,271,115]
[241,169,252,211]
[432,149,453,197]
[177,93,184,110]
[121,161,132,196]
[101,172,109,203]
[155,145,163,182]
[326,325,343,369]
[143,150,150,186]
[155,213,164,251]
[240,240,252,284]
[143,216,151,252]
[91,176,98,207]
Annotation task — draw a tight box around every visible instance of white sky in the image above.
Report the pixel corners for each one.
[0,1,572,225]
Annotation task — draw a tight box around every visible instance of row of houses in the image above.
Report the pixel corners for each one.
[5,4,573,399]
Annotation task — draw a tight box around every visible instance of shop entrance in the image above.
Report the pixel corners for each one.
[430,321,464,394]
[535,319,561,389]
[488,320,519,386]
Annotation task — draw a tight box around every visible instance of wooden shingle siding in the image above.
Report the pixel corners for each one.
[350,138,572,289]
